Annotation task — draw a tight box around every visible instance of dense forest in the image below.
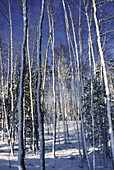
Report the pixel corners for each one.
[0,0,114,170]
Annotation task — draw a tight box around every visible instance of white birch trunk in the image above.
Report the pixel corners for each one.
[27,27,35,153]
[7,42,10,97]
[37,0,45,169]
[84,1,95,168]
[92,0,114,167]
[84,0,96,77]
[78,0,84,162]
[88,25,95,170]
[78,2,91,168]
[18,0,27,169]
[66,2,82,160]
[0,49,5,142]
[58,56,66,143]
[0,47,13,153]
[62,1,90,168]
[51,16,56,158]
[9,0,14,156]
[42,36,51,91]
[47,6,56,157]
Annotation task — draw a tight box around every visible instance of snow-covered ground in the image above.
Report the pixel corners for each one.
[0,121,113,170]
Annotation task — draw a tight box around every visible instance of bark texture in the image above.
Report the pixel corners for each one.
[18,0,27,169]
[37,0,45,169]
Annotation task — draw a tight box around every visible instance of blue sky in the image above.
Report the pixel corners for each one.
[0,0,113,69]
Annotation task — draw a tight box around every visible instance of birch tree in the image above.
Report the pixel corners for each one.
[47,4,56,157]
[27,25,35,153]
[37,0,45,169]
[62,1,91,169]
[92,0,114,167]
[18,0,27,169]
[83,1,95,169]
[0,46,13,156]
[9,0,14,156]
[66,1,83,161]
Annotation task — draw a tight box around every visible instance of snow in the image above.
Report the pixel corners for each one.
[0,121,113,170]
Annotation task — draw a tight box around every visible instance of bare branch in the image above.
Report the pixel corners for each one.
[100,29,114,36]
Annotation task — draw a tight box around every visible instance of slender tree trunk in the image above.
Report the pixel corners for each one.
[62,80,69,139]
[13,53,18,142]
[0,47,13,153]
[62,1,91,169]
[78,0,86,161]
[18,0,27,169]
[58,56,66,143]
[83,0,96,77]
[78,0,83,162]
[56,95,60,148]
[78,2,91,168]
[83,1,95,169]
[66,2,82,158]
[51,15,56,158]
[0,48,4,142]
[47,6,56,157]
[88,28,95,170]
[7,42,10,97]
[37,0,45,169]
[42,36,51,91]
[6,43,10,135]
[23,91,26,158]
[1,105,4,142]
[42,33,51,142]
[9,0,14,156]
[66,0,83,160]
[27,27,35,153]
[92,0,114,167]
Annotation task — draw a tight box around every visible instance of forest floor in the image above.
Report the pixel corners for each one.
[0,121,113,170]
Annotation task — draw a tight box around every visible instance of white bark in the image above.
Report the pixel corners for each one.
[78,0,84,161]
[58,56,66,143]
[78,2,91,168]
[51,15,56,158]
[0,51,5,142]
[83,1,95,169]
[18,0,27,169]
[27,27,35,153]
[0,47,13,151]
[42,36,51,91]
[7,42,10,97]
[66,2,82,160]
[92,0,114,166]
[62,1,91,169]
[9,0,14,156]
[9,0,13,115]
[88,25,95,170]
[47,6,56,157]
[63,80,69,139]
[37,0,45,169]
[84,0,96,77]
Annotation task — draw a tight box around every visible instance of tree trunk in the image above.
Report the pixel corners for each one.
[51,15,56,158]
[92,0,114,167]
[58,56,66,143]
[27,26,35,153]
[66,2,82,161]
[37,0,45,169]
[84,1,95,169]
[62,1,90,169]
[84,0,96,77]
[18,0,27,169]
[47,6,56,157]
[9,0,14,156]
[0,47,13,154]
